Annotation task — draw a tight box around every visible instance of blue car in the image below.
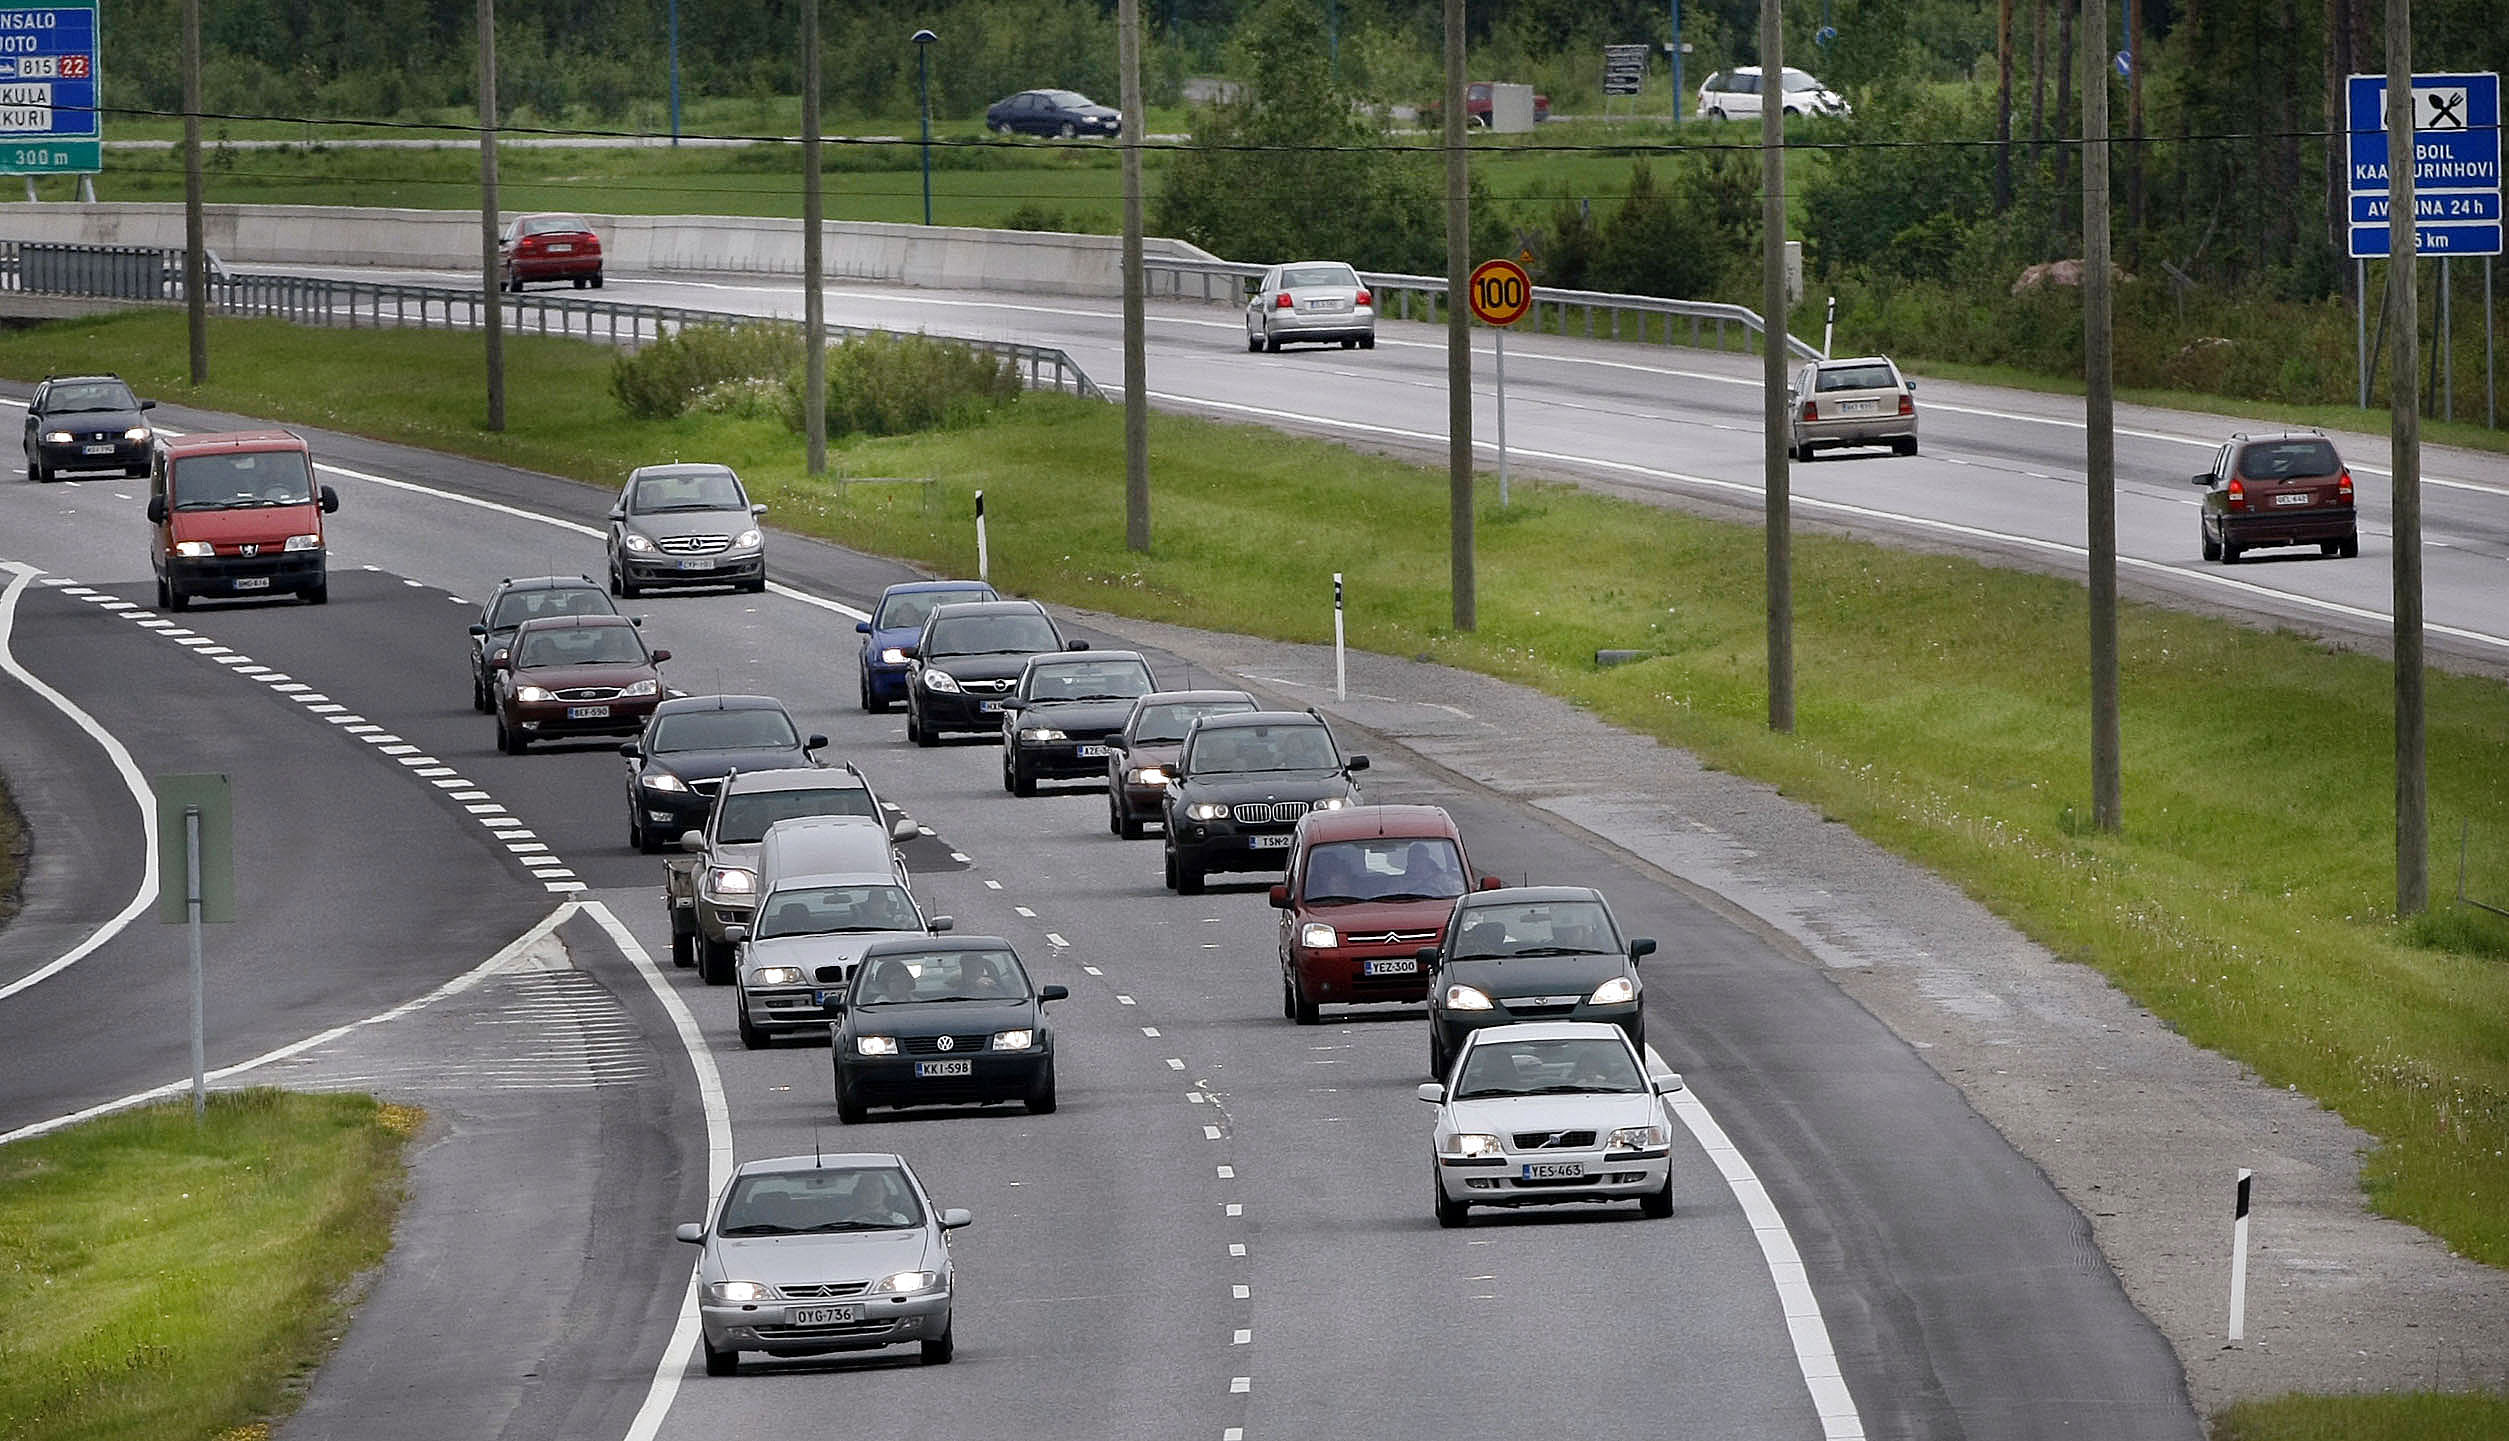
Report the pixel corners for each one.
[858,579,998,712]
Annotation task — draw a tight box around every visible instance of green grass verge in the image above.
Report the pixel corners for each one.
[3,312,2506,1428]
[0,1090,417,1441]
[2212,1391,2509,1440]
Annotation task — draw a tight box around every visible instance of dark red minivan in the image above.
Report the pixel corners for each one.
[1269,804,1497,1025]
[2195,431,2358,563]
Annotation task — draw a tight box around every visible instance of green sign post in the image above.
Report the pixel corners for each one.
[154,772,232,1119]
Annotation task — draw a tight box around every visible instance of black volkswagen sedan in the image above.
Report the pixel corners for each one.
[23,373,155,481]
[902,600,1070,746]
[1161,710,1366,894]
[984,89,1120,139]
[999,649,1155,796]
[1419,885,1655,1079]
[623,695,827,852]
[826,937,1066,1123]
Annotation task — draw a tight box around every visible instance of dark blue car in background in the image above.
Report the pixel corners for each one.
[858,579,998,712]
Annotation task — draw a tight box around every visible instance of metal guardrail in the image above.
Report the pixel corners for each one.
[1145,255,1825,362]
[0,240,1106,402]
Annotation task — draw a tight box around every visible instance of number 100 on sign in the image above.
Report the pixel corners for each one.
[1468,259,1532,327]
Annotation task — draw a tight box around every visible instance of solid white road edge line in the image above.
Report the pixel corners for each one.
[1662,1082,1869,1441]
[0,562,161,1005]
[0,899,579,1146]
[582,897,734,1441]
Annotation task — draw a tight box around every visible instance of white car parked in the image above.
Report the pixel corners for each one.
[1697,66,1851,121]
[1419,1020,1684,1227]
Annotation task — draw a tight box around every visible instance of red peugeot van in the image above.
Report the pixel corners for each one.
[147,430,339,610]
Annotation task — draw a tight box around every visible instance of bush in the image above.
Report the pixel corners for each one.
[798,332,1024,440]
[610,322,806,421]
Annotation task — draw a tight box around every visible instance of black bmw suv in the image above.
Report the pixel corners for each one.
[1161,710,1366,894]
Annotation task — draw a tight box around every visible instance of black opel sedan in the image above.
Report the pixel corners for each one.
[826,937,1066,1123]
[902,600,1071,746]
[999,649,1155,796]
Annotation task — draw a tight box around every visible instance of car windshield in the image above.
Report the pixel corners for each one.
[853,948,1032,1004]
[925,613,1060,658]
[1781,69,1823,92]
[1450,900,1619,960]
[489,586,613,631]
[1026,659,1154,702]
[2239,439,2341,479]
[1301,838,1467,904]
[1815,363,1897,392]
[47,381,137,412]
[628,471,746,514]
[1186,723,1340,774]
[877,588,990,630]
[169,450,314,510]
[1281,264,1359,289]
[520,215,591,236]
[1044,90,1094,108]
[650,708,800,753]
[755,883,920,938]
[1452,1036,1646,1099]
[1132,700,1254,743]
[717,788,878,844]
[717,1165,923,1235]
[514,626,645,668]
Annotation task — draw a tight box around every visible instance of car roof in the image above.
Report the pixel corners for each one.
[759,816,898,883]
[1191,708,1329,732]
[1298,804,1460,843]
[1462,884,1608,906]
[736,1151,908,1177]
[1134,688,1257,707]
[1025,648,1146,668]
[1461,1019,1639,1047]
[42,372,125,385]
[881,579,995,597]
[925,600,1049,620]
[494,574,603,592]
[628,462,738,480]
[653,693,789,716]
[857,934,1019,960]
[511,613,636,633]
[724,766,867,796]
[160,429,304,456]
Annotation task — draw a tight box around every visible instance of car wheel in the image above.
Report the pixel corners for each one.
[1119,806,1145,840]
[2220,540,2241,564]
[605,558,625,598]
[2319,541,2341,557]
[1025,1060,1057,1115]
[2200,525,2221,563]
[1640,1170,1676,1219]
[699,939,733,985]
[736,1000,768,1050]
[1341,338,1357,349]
[1290,972,1319,1026]
[1707,106,1727,122]
[859,669,886,713]
[26,457,45,483]
[1059,122,1078,139]
[909,707,937,748]
[1010,754,1037,797]
[639,816,669,856]
[590,273,604,289]
[167,584,190,612]
[154,575,171,609]
[670,926,695,968]
[836,1074,868,1125]
[1280,971,1297,1020]
[743,574,767,594]
[2339,533,2360,559]
[1434,1170,1469,1228]
[1358,334,1374,350]
[920,1320,955,1366]
[572,277,587,290]
[496,717,525,754]
[471,673,491,714]
[1246,331,1263,353]
[1174,853,1205,895]
[1264,332,1282,354]
[701,1337,739,1376]
[1428,1029,1450,1081]
[1108,793,1126,836]
[301,581,327,606]
[1895,438,1919,457]
[1162,845,1179,892]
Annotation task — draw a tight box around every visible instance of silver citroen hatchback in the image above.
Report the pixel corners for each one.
[1787,355,1918,460]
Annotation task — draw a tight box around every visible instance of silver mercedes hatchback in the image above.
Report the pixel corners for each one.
[1246,261,1376,353]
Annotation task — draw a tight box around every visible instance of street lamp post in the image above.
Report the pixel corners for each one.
[913,29,937,226]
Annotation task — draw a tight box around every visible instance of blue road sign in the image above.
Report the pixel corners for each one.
[2346,72,2502,258]
[0,1,101,175]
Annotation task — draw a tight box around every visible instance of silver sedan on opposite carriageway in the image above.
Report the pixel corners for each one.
[1246,261,1377,353]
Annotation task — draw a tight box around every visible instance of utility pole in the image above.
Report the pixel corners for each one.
[802,0,825,475]
[1444,0,1474,632]
[181,0,206,382]
[2084,0,2120,832]
[2385,2,2426,915]
[1760,0,1792,733]
[1994,0,2014,211]
[1120,0,1149,552]
[477,0,503,433]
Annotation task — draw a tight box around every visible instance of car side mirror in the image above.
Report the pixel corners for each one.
[722,924,749,944]
[318,484,339,514]
[928,915,954,932]
[673,1223,705,1245]
[1347,755,1370,772]
[938,1208,973,1231]
[804,734,828,751]
[1414,946,1442,967]
[468,624,488,637]
[822,996,847,1016]
[898,644,920,660]
[2190,472,2213,487]
[891,816,918,841]
[1650,1070,1686,1095]
[1477,875,1503,891]
[998,697,1024,712]
[1415,1082,1446,1104]
[1039,984,1069,1002]
[140,398,157,410]
[147,496,168,524]
[607,507,625,521]
[490,655,512,671]
[855,620,871,634]
[678,830,707,853]
[1267,883,1290,909]
[650,648,672,663]
[750,503,768,516]
[629,615,644,627]
[1628,937,1657,961]
[619,742,642,758]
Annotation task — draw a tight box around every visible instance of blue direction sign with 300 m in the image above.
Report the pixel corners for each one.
[0,0,101,176]
[2346,72,2502,258]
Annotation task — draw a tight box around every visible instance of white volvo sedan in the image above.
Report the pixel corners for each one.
[1419,1020,1683,1227]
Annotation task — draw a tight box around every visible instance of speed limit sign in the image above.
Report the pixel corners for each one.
[1467,258,1533,327]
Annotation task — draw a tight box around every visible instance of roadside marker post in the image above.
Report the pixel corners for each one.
[973,489,989,584]
[154,773,233,1122]
[2227,1167,2253,1343]
[1332,573,1346,702]
[1822,295,1837,358]
[1467,258,1533,509]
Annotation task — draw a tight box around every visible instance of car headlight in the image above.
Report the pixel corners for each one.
[855,1035,898,1056]
[514,684,553,702]
[1185,801,1229,821]
[1442,1132,1503,1160]
[1019,726,1067,743]
[42,429,72,444]
[1310,795,1348,811]
[1588,976,1637,1005]
[734,528,762,548]
[642,772,689,792]
[622,532,655,552]
[705,866,756,895]
[921,668,960,692]
[280,532,321,551]
[991,1029,1034,1050]
[173,540,215,557]
[879,647,909,665]
[709,1280,773,1303]
[874,1270,940,1295]
[1442,984,1494,1011]
[1126,766,1169,786]
[124,425,152,442]
[1299,922,1337,949]
[754,966,803,987]
[619,678,660,698]
[1608,1125,1669,1151]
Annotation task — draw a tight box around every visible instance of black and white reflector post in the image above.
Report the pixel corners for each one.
[1332,572,1347,701]
[1823,294,1838,357]
[2228,1168,2253,1342]
[974,489,990,584]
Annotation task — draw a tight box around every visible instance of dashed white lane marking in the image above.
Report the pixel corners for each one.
[1044,932,1069,948]
[1226,1241,1245,1255]
[1188,1092,1207,1103]
[948,851,969,862]
[1205,1126,1225,1141]
[1225,1203,1243,1217]
[1216,1166,1234,1179]
[1014,905,1036,917]
[1167,1058,1186,1070]
[1141,1026,1160,1037]
[1116,994,1136,1006]
[1082,965,1102,976]
[984,879,1003,890]
[1232,1284,1250,1299]
[1229,1377,1250,1394]
[1232,1329,1251,1344]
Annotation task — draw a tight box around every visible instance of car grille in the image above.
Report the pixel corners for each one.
[655,533,730,556]
[1502,1000,1581,1019]
[961,677,1013,694]
[552,685,623,701]
[1234,800,1310,825]
[756,1318,893,1340]
[1343,928,1440,945]
[780,1281,871,1299]
[1512,1130,1598,1150]
[902,1034,993,1055]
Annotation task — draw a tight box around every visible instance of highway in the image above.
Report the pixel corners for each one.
[0,392,2206,1439]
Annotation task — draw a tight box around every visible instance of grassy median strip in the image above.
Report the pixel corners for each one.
[0,1090,415,1441]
